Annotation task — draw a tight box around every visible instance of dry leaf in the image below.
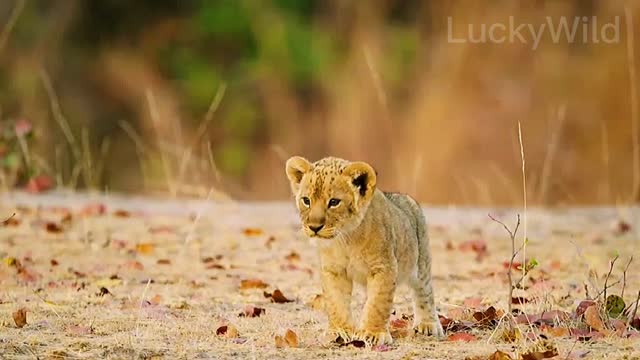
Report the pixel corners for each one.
[113,210,131,217]
[97,287,111,296]
[216,324,239,338]
[488,350,513,360]
[239,279,269,290]
[242,228,264,236]
[285,251,301,261]
[584,305,610,334]
[447,332,477,342]
[275,335,287,348]
[284,329,298,347]
[135,243,155,255]
[239,306,265,318]
[45,222,63,233]
[265,289,294,303]
[157,259,171,265]
[2,215,20,227]
[12,308,27,328]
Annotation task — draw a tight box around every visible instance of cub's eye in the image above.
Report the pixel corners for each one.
[301,197,311,207]
[328,198,341,208]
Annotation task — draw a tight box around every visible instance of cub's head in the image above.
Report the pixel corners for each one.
[285,156,377,239]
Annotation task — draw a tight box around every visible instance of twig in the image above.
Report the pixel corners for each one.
[602,255,620,302]
[517,121,528,288]
[488,213,521,317]
[632,290,640,323]
[0,0,26,54]
[621,256,634,298]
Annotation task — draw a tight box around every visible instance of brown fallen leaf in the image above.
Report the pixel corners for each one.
[274,334,287,348]
[584,305,611,335]
[575,300,596,317]
[285,251,301,261]
[284,329,298,347]
[242,228,264,236]
[511,296,530,305]
[45,222,64,233]
[488,350,513,360]
[157,259,171,265]
[50,259,59,266]
[2,214,20,227]
[97,287,111,296]
[265,236,276,248]
[12,308,27,328]
[239,279,269,290]
[447,332,477,342]
[265,289,294,303]
[113,209,131,217]
[135,243,155,255]
[216,324,240,338]
[472,306,500,326]
[239,306,265,318]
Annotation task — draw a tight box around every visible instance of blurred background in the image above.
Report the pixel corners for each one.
[0,0,638,206]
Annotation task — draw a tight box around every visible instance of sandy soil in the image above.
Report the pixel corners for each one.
[0,192,639,359]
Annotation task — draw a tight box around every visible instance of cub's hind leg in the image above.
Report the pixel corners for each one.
[410,221,444,338]
[409,274,444,337]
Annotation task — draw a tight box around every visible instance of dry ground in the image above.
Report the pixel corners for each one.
[0,192,639,359]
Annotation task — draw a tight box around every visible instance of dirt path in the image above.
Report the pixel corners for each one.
[0,192,639,359]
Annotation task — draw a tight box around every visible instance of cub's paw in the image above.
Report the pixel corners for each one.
[326,327,355,344]
[355,329,393,346]
[414,319,445,339]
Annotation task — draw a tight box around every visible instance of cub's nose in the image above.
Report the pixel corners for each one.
[309,224,324,234]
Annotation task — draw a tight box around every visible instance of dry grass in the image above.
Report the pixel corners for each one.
[0,193,639,359]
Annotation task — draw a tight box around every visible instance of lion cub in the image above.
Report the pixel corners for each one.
[285,156,444,345]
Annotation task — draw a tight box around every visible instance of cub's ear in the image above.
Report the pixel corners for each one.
[343,161,377,200]
[285,156,312,194]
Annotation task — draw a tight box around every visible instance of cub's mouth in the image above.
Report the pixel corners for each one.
[304,226,335,239]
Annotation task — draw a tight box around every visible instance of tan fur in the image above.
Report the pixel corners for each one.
[285,156,444,345]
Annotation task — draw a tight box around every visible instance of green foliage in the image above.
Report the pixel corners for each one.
[605,294,625,318]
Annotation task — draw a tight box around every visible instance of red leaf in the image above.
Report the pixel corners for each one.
[239,306,266,318]
[81,203,106,216]
[447,332,477,342]
[26,175,53,193]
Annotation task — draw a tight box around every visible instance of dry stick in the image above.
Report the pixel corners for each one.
[625,6,640,201]
[632,290,640,322]
[488,213,521,317]
[0,0,26,54]
[602,255,620,303]
[517,121,528,288]
[621,256,634,298]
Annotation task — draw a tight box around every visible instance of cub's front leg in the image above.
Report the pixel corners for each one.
[357,266,396,345]
[321,268,355,342]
